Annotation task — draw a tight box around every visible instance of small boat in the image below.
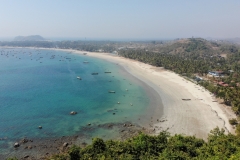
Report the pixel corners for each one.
[182,99,191,101]
[77,76,82,80]
[70,111,77,115]
[92,73,98,75]
[108,91,115,93]
[104,71,111,73]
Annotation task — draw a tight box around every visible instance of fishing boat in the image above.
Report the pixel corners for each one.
[108,91,115,93]
[104,71,111,73]
[182,99,191,101]
[77,76,82,80]
[92,73,98,75]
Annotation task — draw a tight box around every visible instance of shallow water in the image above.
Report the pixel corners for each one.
[0,48,151,153]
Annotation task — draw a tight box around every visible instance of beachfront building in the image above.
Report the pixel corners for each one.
[112,51,118,55]
[208,71,224,77]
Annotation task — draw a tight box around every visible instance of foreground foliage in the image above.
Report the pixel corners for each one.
[40,128,240,160]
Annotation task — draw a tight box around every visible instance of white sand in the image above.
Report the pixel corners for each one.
[73,51,236,139]
[5,47,236,139]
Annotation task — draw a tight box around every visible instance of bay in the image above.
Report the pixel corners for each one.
[0,48,150,152]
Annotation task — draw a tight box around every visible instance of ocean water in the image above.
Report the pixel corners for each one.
[0,48,150,151]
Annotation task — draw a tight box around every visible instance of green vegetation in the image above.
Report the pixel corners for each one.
[6,158,18,160]
[45,128,240,159]
[118,38,240,133]
[229,118,238,125]
[7,128,240,159]
[3,38,240,159]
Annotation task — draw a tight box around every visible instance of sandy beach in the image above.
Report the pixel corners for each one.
[2,47,237,139]
[1,47,237,159]
[65,50,236,140]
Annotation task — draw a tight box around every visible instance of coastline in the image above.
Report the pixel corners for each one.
[69,49,236,139]
[0,46,237,159]
[1,47,236,139]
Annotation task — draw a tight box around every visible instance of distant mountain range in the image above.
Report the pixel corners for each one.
[14,35,45,41]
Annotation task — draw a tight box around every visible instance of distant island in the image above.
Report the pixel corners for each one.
[14,35,45,41]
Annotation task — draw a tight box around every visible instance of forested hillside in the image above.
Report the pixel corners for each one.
[118,38,240,136]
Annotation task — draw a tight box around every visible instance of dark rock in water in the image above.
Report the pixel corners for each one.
[113,113,116,115]
[21,138,28,143]
[70,111,77,115]
[24,155,29,158]
[39,126,42,129]
[63,142,68,147]
[88,123,91,126]
[14,142,20,148]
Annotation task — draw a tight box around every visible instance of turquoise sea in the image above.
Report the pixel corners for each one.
[0,48,151,153]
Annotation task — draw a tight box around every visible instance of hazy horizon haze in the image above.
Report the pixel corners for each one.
[1,0,240,40]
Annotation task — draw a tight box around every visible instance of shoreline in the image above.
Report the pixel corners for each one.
[69,49,236,138]
[0,46,237,158]
[1,121,147,159]
[1,46,236,138]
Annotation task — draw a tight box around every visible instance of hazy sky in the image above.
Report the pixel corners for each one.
[0,0,240,40]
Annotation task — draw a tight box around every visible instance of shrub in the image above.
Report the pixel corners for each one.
[229,118,238,125]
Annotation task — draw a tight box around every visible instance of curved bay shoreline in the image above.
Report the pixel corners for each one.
[72,49,236,138]
[1,47,237,159]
